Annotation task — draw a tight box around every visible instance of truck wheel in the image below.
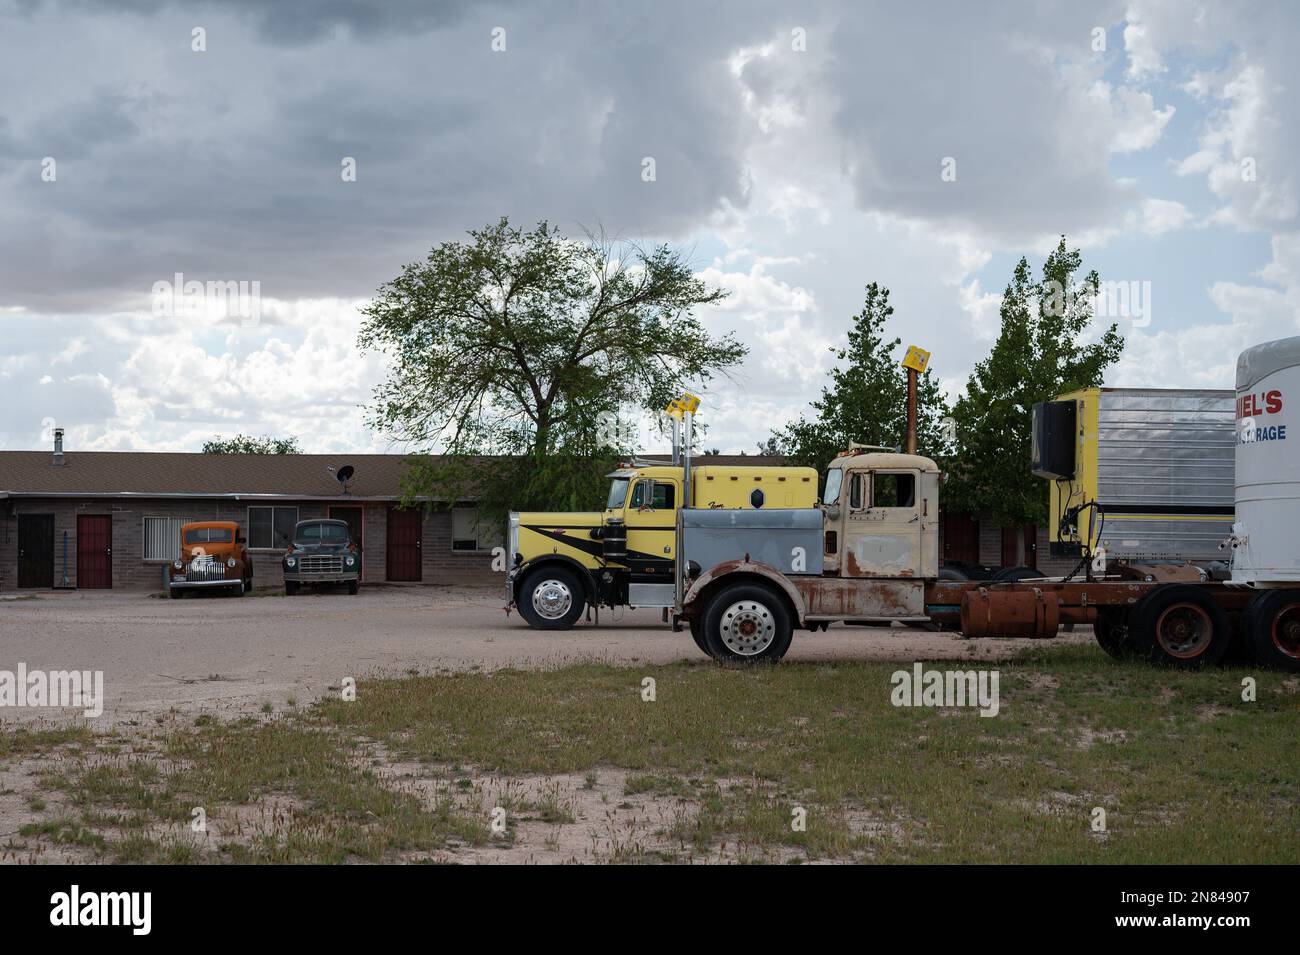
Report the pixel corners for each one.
[1093,607,1132,659]
[701,583,793,664]
[285,581,300,596]
[688,617,714,658]
[347,579,360,595]
[991,565,1043,583]
[1241,589,1300,672]
[1131,584,1229,668]
[169,586,183,599]
[518,567,586,630]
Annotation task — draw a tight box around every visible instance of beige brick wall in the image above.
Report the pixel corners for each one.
[0,497,499,592]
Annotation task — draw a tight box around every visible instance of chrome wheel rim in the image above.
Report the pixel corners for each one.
[719,600,776,656]
[533,579,572,620]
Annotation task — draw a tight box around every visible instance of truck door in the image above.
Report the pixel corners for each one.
[623,479,678,578]
[843,469,923,578]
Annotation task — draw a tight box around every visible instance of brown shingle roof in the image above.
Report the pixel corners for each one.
[0,451,788,500]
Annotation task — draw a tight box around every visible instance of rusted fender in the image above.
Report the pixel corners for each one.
[683,559,809,624]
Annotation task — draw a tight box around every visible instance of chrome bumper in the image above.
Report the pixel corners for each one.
[169,578,241,590]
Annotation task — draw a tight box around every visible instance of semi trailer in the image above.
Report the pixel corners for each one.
[1036,386,1236,565]
[673,337,1300,672]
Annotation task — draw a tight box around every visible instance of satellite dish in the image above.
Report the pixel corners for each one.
[335,464,354,491]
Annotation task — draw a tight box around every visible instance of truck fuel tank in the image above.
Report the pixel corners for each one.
[960,586,1060,639]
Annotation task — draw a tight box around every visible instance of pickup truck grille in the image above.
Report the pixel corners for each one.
[185,557,228,582]
[298,555,344,577]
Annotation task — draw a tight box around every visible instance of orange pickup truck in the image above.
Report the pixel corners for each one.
[167,520,253,597]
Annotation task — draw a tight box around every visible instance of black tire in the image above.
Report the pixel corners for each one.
[991,565,1043,583]
[1240,589,1300,672]
[688,617,714,658]
[347,579,360,595]
[1130,584,1230,668]
[700,583,794,664]
[168,586,182,599]
[939,566,970,581]
[517,566,586,630]
[1093,606,1132,659]
[285,581,300,596]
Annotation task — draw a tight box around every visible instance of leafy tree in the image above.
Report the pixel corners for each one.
[773,283,951,474]
[202,434,301,454]
[359,218,746,525]
[943,238,1124,525]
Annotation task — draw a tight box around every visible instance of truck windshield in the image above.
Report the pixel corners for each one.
[296,524,349,543]
[607,478,630,510]
[822,469,843,505]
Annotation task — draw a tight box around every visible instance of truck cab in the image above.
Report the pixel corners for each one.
[820,451,940,579]
[508,461,818,629]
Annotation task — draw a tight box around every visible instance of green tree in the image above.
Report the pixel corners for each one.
[773,283,951,474]
[202,434,301,454]
[358,218,746,525]
[943,237,1124,525]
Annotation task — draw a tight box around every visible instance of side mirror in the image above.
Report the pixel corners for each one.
[823,504,841,521]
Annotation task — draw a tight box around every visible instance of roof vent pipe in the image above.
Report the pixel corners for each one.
[52,428,65,467]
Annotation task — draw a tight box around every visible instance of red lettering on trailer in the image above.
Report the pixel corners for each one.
[1238,390,1284,418]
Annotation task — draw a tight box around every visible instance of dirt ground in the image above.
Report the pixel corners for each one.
[0,586,1091,725]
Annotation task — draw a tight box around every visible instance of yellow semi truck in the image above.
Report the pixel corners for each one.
[507,459,818,629]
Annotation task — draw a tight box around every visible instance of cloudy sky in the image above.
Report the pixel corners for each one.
[2,0,1299,456]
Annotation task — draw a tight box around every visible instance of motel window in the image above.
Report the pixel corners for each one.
[142,516,194,561]
[451,506,503,552]
[247,506,299,550]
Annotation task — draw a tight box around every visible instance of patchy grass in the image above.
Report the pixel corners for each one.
[314,644,1299,863]
[3,644,1297,863]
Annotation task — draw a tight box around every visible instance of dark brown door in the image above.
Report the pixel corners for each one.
[942,511,979,565]
[330,506,364,580]
[1000,526,1019,568]
[77,515,113,589]
[17,514,55,588]
[1022,524,1038,570]
[386,508,422,582]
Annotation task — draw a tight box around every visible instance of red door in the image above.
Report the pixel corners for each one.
[77,515,113,589]
[942,511,979,565]
[386,508,422,582]
[1000,526,1019,568]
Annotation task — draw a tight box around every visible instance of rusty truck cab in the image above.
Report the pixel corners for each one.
[821,451,940,579]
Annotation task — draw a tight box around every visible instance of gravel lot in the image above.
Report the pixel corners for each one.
[0,586,1091,724]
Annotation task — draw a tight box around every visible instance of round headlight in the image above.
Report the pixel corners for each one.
[345,555,355,566]
[173,560,183,570]
[285,557,296,568]
[227,557,237,568]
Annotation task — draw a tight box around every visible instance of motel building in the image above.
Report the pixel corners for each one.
[0,438,1057,593]
[0,441,502,593]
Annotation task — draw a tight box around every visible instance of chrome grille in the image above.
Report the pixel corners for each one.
[185,557,228,582]
[298,554,344,577]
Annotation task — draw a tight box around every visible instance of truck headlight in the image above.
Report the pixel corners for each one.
[173,560,183,570]
[345,555,355,566]
[285,557,296,568]
[227,557,237,568]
